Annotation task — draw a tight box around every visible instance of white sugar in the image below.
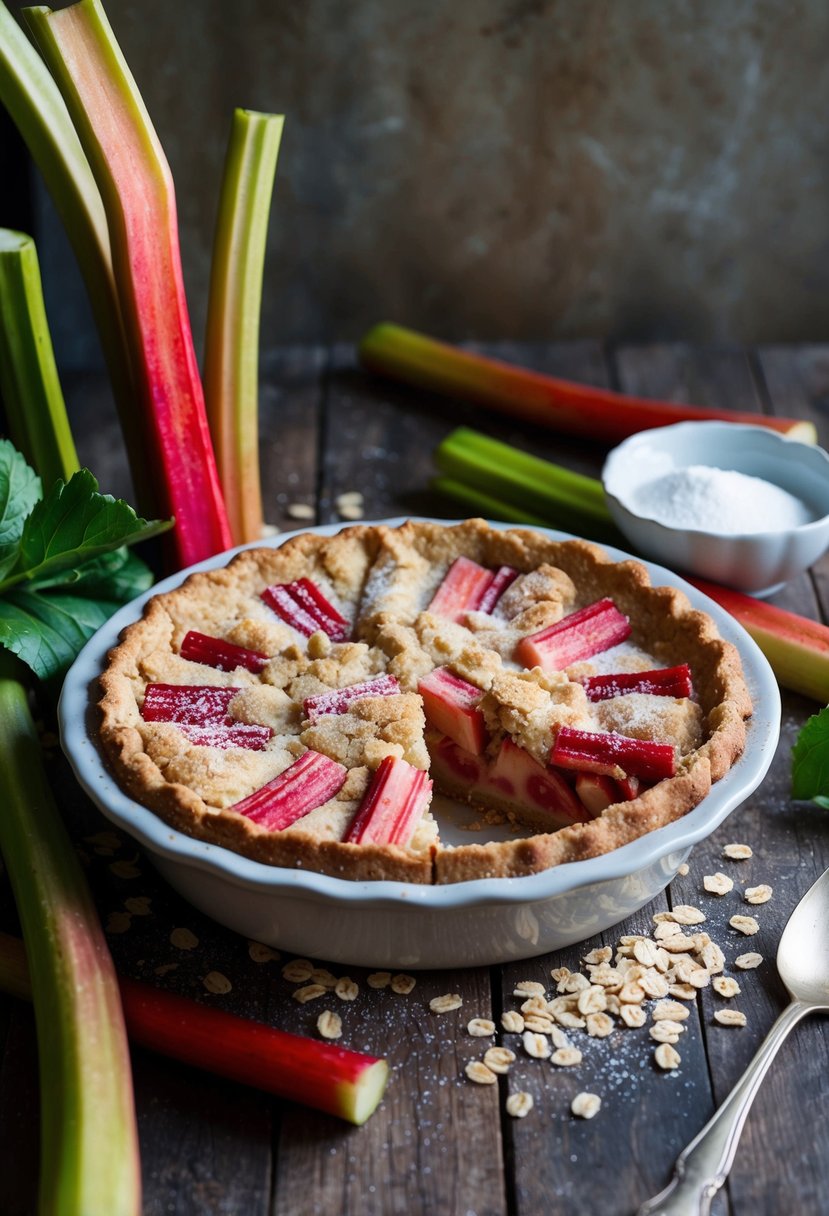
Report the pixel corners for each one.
[633,465,811,534]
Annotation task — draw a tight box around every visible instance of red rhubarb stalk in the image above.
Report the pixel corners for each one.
[344,755,432,846]
[516,598,631,671]
[360,324,816,444]
[551,726,676,782]
[580,664,694,702]
[0,932,388,1125]
[178,722,272,750]
[141,683,242,724]
[232,750,348,830]
[180,630,269,673]
[428,555,495,622]
[27,0,232,568]
[261,578,350,641]
[303,674,401,723]
[574,771,621,817]
[476,564,519,614]
[417,666,486,754]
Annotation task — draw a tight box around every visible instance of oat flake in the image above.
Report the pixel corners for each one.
[467,1018,496,1038]
[722,843,753,860]
[483,1046,515,1074]
[465,1060,497,1085]
[248,941,279,963]
[703,872,734,896]
[430,992,462,1013]
[501,1011,525,1033]
[170,927,199,950]
[293,983,327,1004]
[391,973,417,995]
[203,971,232,995]
[714,1009,747,1027]
[552,1046,583,1067]
[655,1043,681,1070]
[571,1092,601,1119]
[367,971,392,989]
[335,977,359,1001]
[734,952,763,970]
[712,976,741,998]
[506,1091,534,1118]
[745,884,773,905]
[317,1010,342,1039]
[523,1031,551,1059]
[729,915,760,936]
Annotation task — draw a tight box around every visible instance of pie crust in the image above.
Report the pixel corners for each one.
[98,519,752,884]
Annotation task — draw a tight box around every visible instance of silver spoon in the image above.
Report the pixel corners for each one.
[637,866,829,1216]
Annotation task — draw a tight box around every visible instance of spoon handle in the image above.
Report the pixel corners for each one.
[636,999,810,1216]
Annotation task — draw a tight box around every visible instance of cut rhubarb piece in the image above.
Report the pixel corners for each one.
[178,722,272,751]
[551,726,676,782]
[487,737,588,825]
[574,772,621,818]
[417,667,486,755]
[427,732,488,788]
[303,675,401,723]
[427,556,495,623]
[617,773,642,800]
[231,751,348,831]
[515,598,631,671]
[476,565,519,614]
[261,578,349,641]
[343,756,432,847]
[580,664,694,702]
[141,683,241,724]
[179,630,269,674]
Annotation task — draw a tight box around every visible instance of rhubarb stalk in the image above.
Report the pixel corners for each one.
[0,229,79,485]
[204,108,284,545]
[361,323,816,443]
[0,931,389,1125]
[26,0,232,569]
[0,654,141,1214]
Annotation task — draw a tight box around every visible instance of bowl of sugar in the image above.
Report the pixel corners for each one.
[601,421,829,595]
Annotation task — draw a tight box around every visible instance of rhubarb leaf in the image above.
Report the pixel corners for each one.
[59,546,154,602]
[0,438,41,581]
[0,467,169,592]
[0,588,117,681]
[791,706,829,807]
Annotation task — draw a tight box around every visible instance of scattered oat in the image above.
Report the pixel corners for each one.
[722,843,753,860]
[633,939,661,967]
[248,941,279,963]
[124,896,152,916]
[293,983,327,1003]
[514,980,547,998]
[154,963,178,976]
[85,830,122,855]
[583,947,612,965]
[669,905,707,925]
[391,973,417,995]
[367,971,392,989]
[521,995,549,1017]
[286,502,314,520]
[550,967,571,984]
[501,1010,525,1033]
[649,1020,686,1044]
[106,911,132,934]
[620,1005,647,1028]
[336,490,364,508]
[335,977,360,1001]
[524,1015,555,1034]
[554,1010,587,1030]
[668,983,698,1000]
[467,1018,496,1037]
[704,872,734,895]
[506,1091,534,1118]
[170,927,199,951]
[523,1031,552,1059]
[653,1000,690,1022]
[586,1012,614,1038]
[317,1010,342,1040]
[714,1009,747,1027]
[734,952,763,970]
[677,862,690,876]
[639,970,670,999]
[484,1046,516,1074]
[654,1043,681,1070]
[109,859,141,880]
[552,1046,583,1067]
[571,1091,601,1119]
[559,972,590,994]
[712,976,741,998]
[203,971,232,995]
[729,915,760,936]
[338,503,365,521]
[576,986,607,1015]
[551,1026,573,1049]
[282,958,314,983]
[430,992,463,1014]
[654,921,683,941]
[619,981,645,1004]
[310,968,338,989]
[745,884,773,905]
[700,941,726,974]
[465,1060,497,1085]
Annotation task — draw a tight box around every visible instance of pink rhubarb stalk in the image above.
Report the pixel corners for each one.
[178,722,272,750]
[27,0,232,568]
[344,755,432,847]
[261,578,350,641]
[231,750,348,830]
[580,664,693,702]
[477,564,518,613]
[180,630,269,673]
[516,598,631,671]
[0,932,388,1125]
[417,666,486,754]
[141,683,241,724]
[303,674,401,723]
[427,555,495,622]
[551,726,676,782]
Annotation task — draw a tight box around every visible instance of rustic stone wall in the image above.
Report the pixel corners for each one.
[14,0,829,361]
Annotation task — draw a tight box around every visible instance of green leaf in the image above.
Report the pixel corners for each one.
[59,546,154,602]
[0,587,117,681]
[791,706,829,804]
[1,466,169,592]
[0,438,41,581]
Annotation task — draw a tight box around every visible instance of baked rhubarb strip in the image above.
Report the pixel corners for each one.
[477,564,519,614]
[580,664,693,702]
[487,737,588,824]
[516,598,631,671]
[344,756,432,847]
[261,578,349,641]
[180,630,269,673]
[551,726,676,782]
[0,932,388,1125]
[141,683,241,724]
[427,555,495,622]
[232,750,348,830]
[303,675,401,723]
[417,667,486,754]
[177,722,272,751]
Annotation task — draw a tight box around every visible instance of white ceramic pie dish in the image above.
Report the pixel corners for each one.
[59,518,780,970]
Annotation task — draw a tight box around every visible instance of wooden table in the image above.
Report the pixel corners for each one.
[1,341,828,1216]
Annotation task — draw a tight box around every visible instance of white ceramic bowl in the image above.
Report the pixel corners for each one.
[58,519,780,970]
[602,422,829,595]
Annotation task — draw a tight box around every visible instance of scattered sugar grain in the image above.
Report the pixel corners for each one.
[633,465,810,534]
[571,1092,601,1119]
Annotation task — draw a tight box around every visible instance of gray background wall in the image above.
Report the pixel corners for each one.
[11,0,829,364]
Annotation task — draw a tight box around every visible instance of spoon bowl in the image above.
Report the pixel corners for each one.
[777,867,829,1005]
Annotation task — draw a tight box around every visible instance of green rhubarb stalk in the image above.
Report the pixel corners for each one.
[204,108,284,546]
[431,474,550,527]
[25,0,232,569]
[0,653,141,1215]
[435,427,626,544]
[0,2,148,506]
[0,931,389,1125]
[0,229,79,485]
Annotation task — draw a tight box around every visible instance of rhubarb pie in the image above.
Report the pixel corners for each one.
[98,518,752,884]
